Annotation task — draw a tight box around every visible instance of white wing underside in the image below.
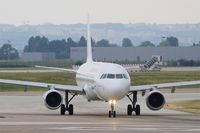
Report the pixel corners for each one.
[130,80,200,92]
[0,79,82,93]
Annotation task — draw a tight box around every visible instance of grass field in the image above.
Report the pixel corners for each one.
[130,71,200,86]
[0,71,200,91]
[167,100,200,114]
[0,60,73,68]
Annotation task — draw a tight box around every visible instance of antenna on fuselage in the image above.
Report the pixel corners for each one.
[86,14,93,63]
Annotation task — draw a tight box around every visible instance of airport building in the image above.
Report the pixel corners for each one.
[70,47,200,61]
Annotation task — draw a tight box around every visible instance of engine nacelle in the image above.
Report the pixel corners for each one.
[146,90,165,111]
[43,90,63,110]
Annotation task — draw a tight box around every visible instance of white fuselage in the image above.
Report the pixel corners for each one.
[76,62,131,101]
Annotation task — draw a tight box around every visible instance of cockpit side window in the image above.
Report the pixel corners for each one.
[107,74,115,79]
[100,74,104,79]
[100,74,107,79]
[116,74,123,79]
[123,74,128,79]
[102,74,107,79]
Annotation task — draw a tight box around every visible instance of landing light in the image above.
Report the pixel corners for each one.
[109,100,116,105]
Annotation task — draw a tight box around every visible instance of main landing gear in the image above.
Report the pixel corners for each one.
[60,91,77,115]
[127,91,140,116]
[108,100,116,118]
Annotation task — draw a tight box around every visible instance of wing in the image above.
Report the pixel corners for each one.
[130,80,200,92]
[35,65,77,73]
[0,79,83,93]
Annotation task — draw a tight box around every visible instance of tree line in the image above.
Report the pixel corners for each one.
[23,36,135,59]
[23,36,182,59]
[0,35,199,60]
[0,43,19,60]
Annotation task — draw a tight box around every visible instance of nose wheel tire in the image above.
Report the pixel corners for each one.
[109,111,111,117]
[109,102,116,118]
[113,111,116,117]
[109,110,116,118]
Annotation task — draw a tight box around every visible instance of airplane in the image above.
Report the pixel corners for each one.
[0,16,200,118]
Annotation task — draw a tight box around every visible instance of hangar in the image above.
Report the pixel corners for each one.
[70,47,200,62]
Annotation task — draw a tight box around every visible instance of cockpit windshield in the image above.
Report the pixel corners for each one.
[116,74,123,79]
[100,73,128,79]
[107,74,115,79]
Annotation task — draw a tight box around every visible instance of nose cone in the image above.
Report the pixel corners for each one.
[97,80,130,101]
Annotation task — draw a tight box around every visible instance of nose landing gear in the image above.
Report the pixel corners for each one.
[108,100,116,118]
[127,91,141,116]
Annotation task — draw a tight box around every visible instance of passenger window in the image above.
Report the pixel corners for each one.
[123,74,128,79]
[107,74,115,79]
[116,74,123,79]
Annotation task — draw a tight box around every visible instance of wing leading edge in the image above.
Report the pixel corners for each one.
[35,65,77,73]
[130,80,200,92]
[0,79,83,93]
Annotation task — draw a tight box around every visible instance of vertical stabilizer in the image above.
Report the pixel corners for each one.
[86,14,93,63]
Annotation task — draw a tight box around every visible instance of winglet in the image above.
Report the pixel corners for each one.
[86,14,93,63]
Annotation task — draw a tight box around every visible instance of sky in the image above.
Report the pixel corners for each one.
[0,0,200,25]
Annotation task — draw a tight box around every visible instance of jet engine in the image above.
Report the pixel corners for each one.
[146,90,165,111]
[43,90,63,110]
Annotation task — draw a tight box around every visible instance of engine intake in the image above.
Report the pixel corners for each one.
[146,90,165,111]
[43,90,63,110]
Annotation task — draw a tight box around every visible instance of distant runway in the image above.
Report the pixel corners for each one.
[0,90,200,133]
[0,66,199,73]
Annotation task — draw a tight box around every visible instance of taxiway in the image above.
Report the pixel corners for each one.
[0,89,200,133]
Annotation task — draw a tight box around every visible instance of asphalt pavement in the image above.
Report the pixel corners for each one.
[0,90,200,133]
